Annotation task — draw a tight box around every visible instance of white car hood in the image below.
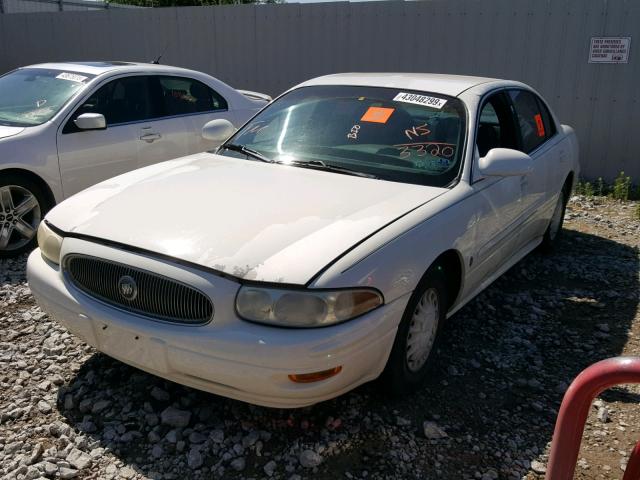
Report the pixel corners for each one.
[0,125,25,140]
[47,153,445,284]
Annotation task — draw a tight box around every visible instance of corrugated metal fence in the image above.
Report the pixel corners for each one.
[0,0,638,181]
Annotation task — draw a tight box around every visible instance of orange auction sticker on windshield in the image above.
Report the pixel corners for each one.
[361,107,395,124]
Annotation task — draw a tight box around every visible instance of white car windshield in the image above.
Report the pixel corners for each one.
[0,68,94,127]
[222,85,467,187]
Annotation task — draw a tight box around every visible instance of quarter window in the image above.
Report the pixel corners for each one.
[508,89,550,153]
[157,76,227,116]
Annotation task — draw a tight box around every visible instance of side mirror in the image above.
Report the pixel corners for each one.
[75,113,106,131]
[202,119,236,143]
[478,148,533,177]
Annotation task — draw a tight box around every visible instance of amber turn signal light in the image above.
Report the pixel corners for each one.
[288,366,342,383]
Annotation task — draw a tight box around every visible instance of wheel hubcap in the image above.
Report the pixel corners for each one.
[549,193,564,240]
[0,185,41,251]
[405,288,439,372]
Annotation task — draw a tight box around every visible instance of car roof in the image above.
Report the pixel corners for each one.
[296,72,520,97]
[22,61,202,77]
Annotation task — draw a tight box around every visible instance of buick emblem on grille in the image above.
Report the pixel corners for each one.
[118,275,138,301]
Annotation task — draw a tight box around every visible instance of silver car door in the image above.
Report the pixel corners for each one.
[466,91,529,291]
[507,89,561,245]
[143,75,235,164]
[57,75,151,197]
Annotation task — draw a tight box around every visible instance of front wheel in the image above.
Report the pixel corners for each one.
[540,184,569,252]
[0,175,48,258]
[380,268,447,395]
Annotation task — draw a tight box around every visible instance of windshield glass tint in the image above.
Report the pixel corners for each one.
[0,68,94,126]
[225,85,467,187]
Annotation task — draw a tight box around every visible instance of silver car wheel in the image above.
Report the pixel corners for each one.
[0,185,41,252]
[405,287,439,373]
[548,192,565,241]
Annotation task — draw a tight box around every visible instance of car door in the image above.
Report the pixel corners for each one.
[507,89,560,245]
[133,76,189,169]
[57,75,153,197]
[135,75,233,170]
[467,91,530,290]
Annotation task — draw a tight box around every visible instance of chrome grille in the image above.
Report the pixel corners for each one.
[64,255,213,325]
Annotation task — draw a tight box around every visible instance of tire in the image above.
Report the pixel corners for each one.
[540,182,569,252]
[380,266,448,395]
[0,174,50,258]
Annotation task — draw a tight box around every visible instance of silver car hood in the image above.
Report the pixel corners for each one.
[47,153,445,284]
[0,125,25,140]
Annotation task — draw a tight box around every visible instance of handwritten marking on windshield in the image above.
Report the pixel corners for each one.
[347,124,360,140]
[394,142,456,159]
[404,123,431,140]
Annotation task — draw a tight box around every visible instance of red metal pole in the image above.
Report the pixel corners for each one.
[545,356,640,480]
[623,440,640,480]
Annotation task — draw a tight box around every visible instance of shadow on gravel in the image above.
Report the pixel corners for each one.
[600,387,640,404]
[56,229,639,480]
[0,253,29,286]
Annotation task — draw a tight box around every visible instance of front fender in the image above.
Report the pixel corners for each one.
[0,124,64,203]
[309,184,474,304]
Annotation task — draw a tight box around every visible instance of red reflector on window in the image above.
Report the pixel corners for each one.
[534,113,545,137]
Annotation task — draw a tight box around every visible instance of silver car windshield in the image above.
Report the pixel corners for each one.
[222,85,467,188]
[0,68,95,127]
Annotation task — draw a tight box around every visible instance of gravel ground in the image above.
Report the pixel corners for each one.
[1,197,639,480]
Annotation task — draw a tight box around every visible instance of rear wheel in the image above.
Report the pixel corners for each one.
[381,267,447,394]
[0,175,48,258]
[540,183,569,252]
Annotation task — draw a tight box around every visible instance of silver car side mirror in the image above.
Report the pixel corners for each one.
[479,148,533,177]
[202,119,236,143]
[75,113,106,131]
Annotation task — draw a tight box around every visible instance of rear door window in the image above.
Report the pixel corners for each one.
[157,76,228,117]
[535,95,557,139]
[508,89,550,153]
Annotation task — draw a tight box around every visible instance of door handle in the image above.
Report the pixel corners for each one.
[140,133,161,143]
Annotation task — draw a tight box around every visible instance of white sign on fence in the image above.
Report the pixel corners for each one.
[589,37,631,63]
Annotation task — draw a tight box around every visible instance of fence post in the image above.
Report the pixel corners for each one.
[58,0,64,11]
[0,0,5,15]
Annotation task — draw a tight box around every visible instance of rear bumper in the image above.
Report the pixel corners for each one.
[27,240,408,408]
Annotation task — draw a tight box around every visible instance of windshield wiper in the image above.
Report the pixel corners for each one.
[221,143,273,163]
[286,160,378,179]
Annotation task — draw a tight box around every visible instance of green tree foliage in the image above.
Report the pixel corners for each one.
[109,0,282,6]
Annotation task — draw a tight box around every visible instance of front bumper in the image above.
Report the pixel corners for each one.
[27,238,408,408]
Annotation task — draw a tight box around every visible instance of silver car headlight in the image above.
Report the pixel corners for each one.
[37,221,63,265]
[235,286,383,327]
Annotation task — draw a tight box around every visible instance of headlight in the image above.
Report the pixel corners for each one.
[235,286,383,327]
[37,221,63,265]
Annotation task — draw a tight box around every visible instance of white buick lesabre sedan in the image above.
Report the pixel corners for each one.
[0,61,270,256]
[28,73,579,408]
